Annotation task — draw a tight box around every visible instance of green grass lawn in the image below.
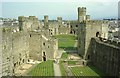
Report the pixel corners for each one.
[53,34,76,40]
[68,61,77,65]
[27,60,54,76]
[61,52,68,59]
[70,66,104,77]
[59,61,68,76]
[53,35,77,49]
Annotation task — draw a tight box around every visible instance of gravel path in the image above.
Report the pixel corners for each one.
[53,63,61,76]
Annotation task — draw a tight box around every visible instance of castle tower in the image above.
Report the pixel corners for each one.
[78,7,86,22]
[44,15,49,29]
[57,17,62,27]
[86,15,90,21]
[18,16,25,31]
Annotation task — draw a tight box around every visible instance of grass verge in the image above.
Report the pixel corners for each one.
[61,52,68,59]
[68,61,77,65]
[59,61,68,76]
[27,60,54,76]
[70,66,104,77]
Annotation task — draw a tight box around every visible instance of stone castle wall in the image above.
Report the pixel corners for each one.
[1,27,29,76]
[29,30,57,61]
[1,15,58,76]
[29,31,42,61]
[78,20,109,59]
[89,38,120,77]
[0,27,2,77]
[70,21,79,35]
[77,7,119,77]
[2,27,13,76]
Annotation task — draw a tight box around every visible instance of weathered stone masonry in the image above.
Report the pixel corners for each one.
[89,38,120,76]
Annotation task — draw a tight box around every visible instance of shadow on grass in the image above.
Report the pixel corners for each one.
[88,66,106,76]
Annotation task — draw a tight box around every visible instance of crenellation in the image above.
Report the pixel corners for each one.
[78,7,86,22]
[18,16,26,22]
[86,15,90,21]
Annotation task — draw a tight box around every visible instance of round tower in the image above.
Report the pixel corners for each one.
[78,7,86,22]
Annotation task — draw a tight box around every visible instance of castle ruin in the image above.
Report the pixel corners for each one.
[0,7,120,77]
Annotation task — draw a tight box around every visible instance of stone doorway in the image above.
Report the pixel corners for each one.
[43,52,46,61]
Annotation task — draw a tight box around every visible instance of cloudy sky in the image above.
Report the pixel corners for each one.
[1,0,119,20]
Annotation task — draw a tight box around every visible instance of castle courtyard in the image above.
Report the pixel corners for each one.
[0,3,120,77]
[15,34,105,77]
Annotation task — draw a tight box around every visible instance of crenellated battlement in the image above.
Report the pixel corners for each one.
[78,7,86,22]
[18,16,26,22]
[93,37,120,48]
[85,20,108,25]
[57,17,62,21]
[78,7,86,12]
[18,16,38,22]
[86,15,90,21]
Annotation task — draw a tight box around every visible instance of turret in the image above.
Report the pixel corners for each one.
[29,16,38,21]
[44,15,49,29]
[57,17,62,27]
[86,15,90,21]
[18,16,25,31]
[78,7,86,22]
